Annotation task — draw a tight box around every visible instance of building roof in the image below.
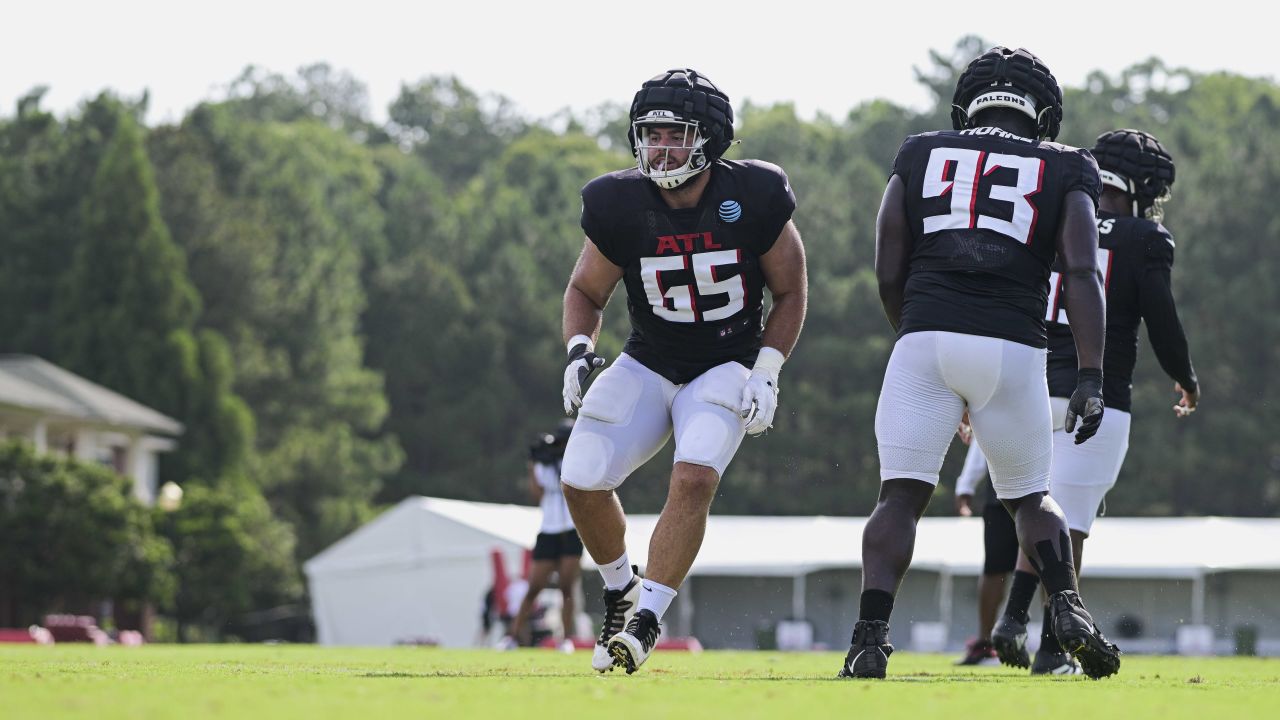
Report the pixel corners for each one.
[306,496,1280,580]
[0,355,183,435]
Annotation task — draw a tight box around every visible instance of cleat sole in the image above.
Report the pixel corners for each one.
[608,642,637,674]
[991,635,1030,669]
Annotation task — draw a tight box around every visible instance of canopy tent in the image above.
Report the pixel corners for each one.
[305,497,1280,647]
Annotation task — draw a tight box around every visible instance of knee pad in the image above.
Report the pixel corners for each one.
[560,426,617,492]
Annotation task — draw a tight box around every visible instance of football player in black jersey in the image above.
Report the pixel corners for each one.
[557,69,808,674]
[839,47,1120,680]
[991,129,1199,673]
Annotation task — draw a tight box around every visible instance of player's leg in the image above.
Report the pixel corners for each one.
[608,360,748,673]
[842,331,966,679]
[1033,405,1130,674]
[989,396,1060,667]
[958,499,1017,665]
[980,501,1018,641]
[968,340,1119,679]
[560,354,674,671]
[556,544,584,650]
[510,555,557,646]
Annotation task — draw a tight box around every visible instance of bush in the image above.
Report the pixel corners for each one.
[0,440,174,626]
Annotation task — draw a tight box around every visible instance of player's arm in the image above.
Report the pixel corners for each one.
[564,239,622,345]
[561,239,623,414]
[953,441,988,517]
[526,461,545,503]
[1055,190,1107,442]
[759,220,808,358]
[874,175,911,332]
[1138,233,1200,416]
[738,220,808,435]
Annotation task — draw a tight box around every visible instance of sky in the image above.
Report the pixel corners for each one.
[3,1,1275,127]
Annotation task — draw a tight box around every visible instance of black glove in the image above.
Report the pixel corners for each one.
[1064,368,1104,444]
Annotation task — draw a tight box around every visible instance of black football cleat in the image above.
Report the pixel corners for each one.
[591,569,642,673]
[991,610,1031,669]
[837,620,894,679]
[1030,648,1084,675]
[607,609,661,674]
[1050,590,1121,679]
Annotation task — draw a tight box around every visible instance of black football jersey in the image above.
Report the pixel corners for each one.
[580,159,796,384]
[1046,212,1197,412]
[891,127,1102,348]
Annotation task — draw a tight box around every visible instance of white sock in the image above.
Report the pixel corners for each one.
[598,552,634,591]
[637,580,678,622]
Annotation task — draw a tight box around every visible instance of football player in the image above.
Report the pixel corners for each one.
[840,47,1120,680]
[991,129,1199,673]
[559,68,808,674]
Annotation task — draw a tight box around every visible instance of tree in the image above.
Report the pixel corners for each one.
[158,482,300,640]
[53,102,253,486]
[388,76,527,185]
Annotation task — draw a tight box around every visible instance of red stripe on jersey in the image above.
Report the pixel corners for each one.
[968,151,986,228]
[685,254,700,322]
[1024,158,1046,245]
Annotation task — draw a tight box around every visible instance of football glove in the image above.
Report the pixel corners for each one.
[739,347,785,436]
[562,336,605,415]
[1064,368,1104,444]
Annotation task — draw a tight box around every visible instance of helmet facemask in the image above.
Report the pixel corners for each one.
[633,110,710,190]
[1101,169,1171,222]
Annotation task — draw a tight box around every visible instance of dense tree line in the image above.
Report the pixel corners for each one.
[1,38,1275,632]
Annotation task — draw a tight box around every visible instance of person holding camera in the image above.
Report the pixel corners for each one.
[506,419,584,651]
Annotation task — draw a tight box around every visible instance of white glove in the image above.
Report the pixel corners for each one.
[739,346,785,436]
[563,335,605,415]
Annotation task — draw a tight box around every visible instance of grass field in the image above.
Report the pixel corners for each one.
[3,645,1278,719]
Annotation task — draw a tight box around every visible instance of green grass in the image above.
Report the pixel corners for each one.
[2,645,1278,719]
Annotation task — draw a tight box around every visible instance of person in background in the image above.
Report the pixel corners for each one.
[505,419,584,652]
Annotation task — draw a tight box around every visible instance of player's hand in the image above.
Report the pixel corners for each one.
[955,493,974,517]
[739,347,785,436]
[739,372,778,435]
[562,340,605,415]
[1065,368,1105,444]
[1173,381,1199,418]
[956,411,973,445]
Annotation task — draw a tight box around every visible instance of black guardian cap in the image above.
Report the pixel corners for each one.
[628,69,734,188]
[1091,129,1176,220]
[951,47,1063,141]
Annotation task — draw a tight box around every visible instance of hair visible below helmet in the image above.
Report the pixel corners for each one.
[951,47,1063,141]
[628,68,734,189]
[1091,129,1176,221]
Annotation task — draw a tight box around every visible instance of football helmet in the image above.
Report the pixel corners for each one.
[951,47,1063,141]
[628,68,734,189]
[1091,129,1176,221]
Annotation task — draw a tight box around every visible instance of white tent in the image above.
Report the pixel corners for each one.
[305,496,1280,649]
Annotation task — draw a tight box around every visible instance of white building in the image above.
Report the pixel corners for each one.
[306,496,1280,656]
[0,355,184,505]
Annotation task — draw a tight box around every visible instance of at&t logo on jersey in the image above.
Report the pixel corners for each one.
[719,200,742,222]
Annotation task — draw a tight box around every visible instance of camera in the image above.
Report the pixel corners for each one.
[528,420,574,464]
